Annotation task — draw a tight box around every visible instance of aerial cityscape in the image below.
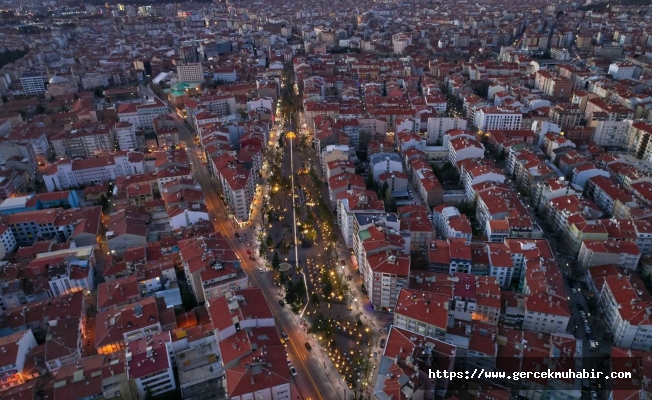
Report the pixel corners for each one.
[0,0,650,399]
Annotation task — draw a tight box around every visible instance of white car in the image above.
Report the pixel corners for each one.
[290,366,298,377]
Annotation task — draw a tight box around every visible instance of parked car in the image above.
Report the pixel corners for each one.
[589,340,598,350]
[281,332,289,340]
[305,342,312,350]
[290,366,298,377]
[278,300,285,307]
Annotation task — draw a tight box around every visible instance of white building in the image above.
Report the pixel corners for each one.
[176,63,204,83]
[608,62,636,80]
[590,119,632,147]
[44,151,145,191]
[426,117,467,145]
[215,162,256,224]
[369,152,403,181]
[247,97,274,112]
[473,106,523,132]
[448,137,485,165]
[115,121,138,151]
[597,273,652,351]
[392,33,412,55]
[117,99,170,130]
[169,206,210,230]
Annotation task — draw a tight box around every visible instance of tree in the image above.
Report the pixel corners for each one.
[380,181,389,201]
[266,234,274,248]
[258,242,267,256]
[35,104,45,115]
[1,95,7,103]
[272,251,281,269]
[311,293,320,305]
[93,87,104,98]
[180,284,197,311]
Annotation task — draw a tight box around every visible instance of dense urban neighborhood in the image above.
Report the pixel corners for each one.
[0,0,651,399]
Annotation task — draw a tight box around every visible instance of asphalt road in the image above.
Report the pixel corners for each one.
[172,115,336,400]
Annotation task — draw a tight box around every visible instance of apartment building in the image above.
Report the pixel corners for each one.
[81,72,109,89]
[215,161,255,224]
[426,117,467,145]
[179,236,243,304]
[393,289,448,340]
[115,122,138,151]
[595,272,652,351]
[117,99,170,130]
[608,62,636,80]
[365,250,410,311]
[0,329,37,384]
[95,297,164,355]
[336,193,385,248]
[448,137,485,165]
[320,144,350,177]
[521,260,571,334]
[578,240,641,271]
[473,106,522,131]
[126,331,176,398]
[50,120,115,159]
[44,151,145,192]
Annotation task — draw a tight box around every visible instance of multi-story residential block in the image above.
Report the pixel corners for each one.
[214,160,255,224]
[608,62,636,80]
[44,317,83,372]
[81,72,109,89]
[473,106,522,131]
[426,117,467,145]
[127,331,176,398]
[521,260,570,334]
[95,296,168,354]
[0,329,37,385]
[364,250,410,311]
[393,288,449,340]
[50,120,116,159]
[592,269,652,351]
[336,192,385,248]
[578,240,641,271]
[117,99,170,130]
[448,137,485,165]
[179,236,243,304]
[571,163,610,189]
[44,151,145,191]
[115,121,138,151]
